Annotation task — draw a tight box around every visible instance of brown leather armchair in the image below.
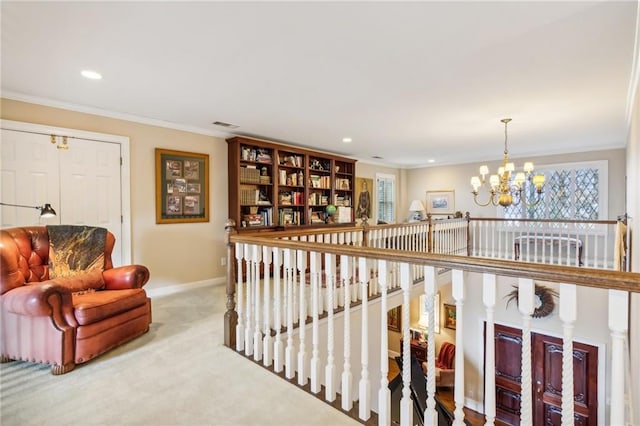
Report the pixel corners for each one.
[0,226,151,374]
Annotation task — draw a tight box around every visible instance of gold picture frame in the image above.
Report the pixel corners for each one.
[426,190,455,215]
[155,148,209,224]
[443,303,457,330]
[387,305,402,332]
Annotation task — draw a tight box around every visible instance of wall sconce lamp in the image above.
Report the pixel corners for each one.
[0,202,57,218]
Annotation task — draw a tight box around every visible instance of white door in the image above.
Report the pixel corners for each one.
[1,128,124,265]
[0,129,59,226]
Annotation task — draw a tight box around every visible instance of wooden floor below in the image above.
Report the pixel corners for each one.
[387,358,509,426]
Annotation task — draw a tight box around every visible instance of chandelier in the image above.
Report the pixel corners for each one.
[470,118,545,207]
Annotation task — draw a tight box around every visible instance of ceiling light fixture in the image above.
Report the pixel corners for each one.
[81,70,102,80]
[427,159,435,163]
[342,137,352,143]
[470,118,545,207]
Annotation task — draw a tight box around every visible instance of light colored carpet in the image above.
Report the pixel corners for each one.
[0,284,360,426]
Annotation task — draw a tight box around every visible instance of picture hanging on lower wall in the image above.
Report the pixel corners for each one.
[155,148,209,224]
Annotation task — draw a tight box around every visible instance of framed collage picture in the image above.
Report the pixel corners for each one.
[155,148,209,224]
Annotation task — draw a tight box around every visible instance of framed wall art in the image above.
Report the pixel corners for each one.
[443,303,457,330]
[155,148,209,224]
[387,305,402,332]
[426,190,455,215]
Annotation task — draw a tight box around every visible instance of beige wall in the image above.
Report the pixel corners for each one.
[406,148,627,220]
[1,98,229,290]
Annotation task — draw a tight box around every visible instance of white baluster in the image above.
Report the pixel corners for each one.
[297,249,308,386]
[483,273,497,426]
[341,255,353,411]
[310,251,321,393]
[559,283,576,426]
[424,266,438,426]
[325,253,337,402]
[518,278,535,426]
[378,260,390,426]
[262,246,273,366]
[400,263,413,426]
[359,257,371,420]
[235,243,245,352]
[253,245,263,361]
[245,244,254,356]
[273,248,284,372]
[285,249,295,379]
[609,289,629,425]
[452,269,466,425]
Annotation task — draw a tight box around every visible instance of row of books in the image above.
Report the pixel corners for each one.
[279,154,304,168]
[242,207,273,227]
[308,192,329,206]
[334,194,352,207]
[310,175,331,188]
[335,178,351,190]
[278,191,304,205]
[278,170,303,186]
[279,208,302,226]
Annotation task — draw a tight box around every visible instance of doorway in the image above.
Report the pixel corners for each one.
[493,323,598,425]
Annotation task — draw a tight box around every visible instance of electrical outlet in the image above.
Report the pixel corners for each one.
[220,257,227,266]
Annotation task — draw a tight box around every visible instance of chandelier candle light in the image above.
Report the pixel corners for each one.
[470,118,545,207]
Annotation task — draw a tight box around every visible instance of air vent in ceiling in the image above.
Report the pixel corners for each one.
[212,121,239,129]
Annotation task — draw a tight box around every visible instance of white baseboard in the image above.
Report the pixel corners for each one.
[464,397,483,414]
[146,276,225,298]
[388,349,400,359]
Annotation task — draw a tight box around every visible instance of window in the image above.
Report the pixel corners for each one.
[503,160,607,220]
[376,173,395,223]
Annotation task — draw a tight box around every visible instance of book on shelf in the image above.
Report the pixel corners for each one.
[336,206,352,223]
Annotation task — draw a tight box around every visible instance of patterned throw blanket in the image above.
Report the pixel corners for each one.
[47,225,107,279]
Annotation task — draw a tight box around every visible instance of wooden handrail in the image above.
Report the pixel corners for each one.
[229,234,640,293]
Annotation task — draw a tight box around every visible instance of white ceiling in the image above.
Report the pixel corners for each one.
[1,1,638,168]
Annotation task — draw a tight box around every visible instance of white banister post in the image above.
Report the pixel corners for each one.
[273,248,284,372]
[235,243,245,352]
[253,245,263,361]
[400,263,413,426]
[378,260,391,426]
[341,255,353,411]
[559,283,577,426]
[297,249,308,386]
[483,273,497,426]
[310,251,321,393]
[359,257,371,420]
[263,246,273,366]
[245,244,254,356]
[325,253,337,402]
[424,266,438,426]
[518,278,535,426]
[285,248,295,379]
[452,269,466,425]
[609,289,629,425]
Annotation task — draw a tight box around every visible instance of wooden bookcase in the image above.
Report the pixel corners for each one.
[228,136,356,231]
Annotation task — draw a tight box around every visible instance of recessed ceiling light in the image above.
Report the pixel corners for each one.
[81,70,102,80]
[428,159,435,163]
[342,137,352,143]
[372,155,383,159]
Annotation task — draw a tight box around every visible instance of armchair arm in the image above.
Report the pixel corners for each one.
[2,282,78,327]
[103,265,150,290]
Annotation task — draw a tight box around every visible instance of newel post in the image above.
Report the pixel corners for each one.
[361,215,369,247]
[224,219,238,348]
[465,212,471,257]
[427,213,434,253]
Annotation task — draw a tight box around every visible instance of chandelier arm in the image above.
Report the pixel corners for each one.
[472,192,495,207]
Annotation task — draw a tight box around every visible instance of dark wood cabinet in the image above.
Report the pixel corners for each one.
[228,136,356,231]
[401,338,428,364]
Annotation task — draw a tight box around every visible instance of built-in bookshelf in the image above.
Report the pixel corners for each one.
[228,136,356,231]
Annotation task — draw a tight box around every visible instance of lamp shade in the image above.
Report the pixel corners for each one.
[409,200,425,212]
[40,203,57,218]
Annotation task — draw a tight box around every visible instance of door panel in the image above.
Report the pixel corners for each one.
[493,324,598,425]
[59,137,122,265]
[1,129,123,265]
[533,333,598,425]
[0,129,59,227]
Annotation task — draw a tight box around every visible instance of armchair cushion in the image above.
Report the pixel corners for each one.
[72,289,148,326]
